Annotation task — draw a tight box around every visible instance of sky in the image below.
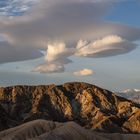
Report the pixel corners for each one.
[0,0,140,91]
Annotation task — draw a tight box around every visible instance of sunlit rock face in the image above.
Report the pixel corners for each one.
[0,82,140,134]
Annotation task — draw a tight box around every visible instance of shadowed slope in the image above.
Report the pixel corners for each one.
[1,120,140,140]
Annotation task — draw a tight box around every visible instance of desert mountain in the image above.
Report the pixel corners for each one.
[0,82,140,134]
[118,89,140,104]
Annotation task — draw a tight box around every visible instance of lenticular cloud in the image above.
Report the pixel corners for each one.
[76,35,136,58]
[0,0,139,73]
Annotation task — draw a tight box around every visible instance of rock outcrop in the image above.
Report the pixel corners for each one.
[0,82,140,133]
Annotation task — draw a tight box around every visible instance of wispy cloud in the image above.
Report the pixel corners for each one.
[33,63,65,73]
[0,0,139,73]
[0,0,37,16]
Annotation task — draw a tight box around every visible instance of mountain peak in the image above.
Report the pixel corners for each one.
[0,82,140,134]
[118,88,140,104]
[123,89,140,93]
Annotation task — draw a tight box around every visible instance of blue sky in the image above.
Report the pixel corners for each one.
[106,0,140,27]
[0,0,140,91]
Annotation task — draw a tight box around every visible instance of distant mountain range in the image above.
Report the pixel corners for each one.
[1,82,140,140]
[118,89,140,104]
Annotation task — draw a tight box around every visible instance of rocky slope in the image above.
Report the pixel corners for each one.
[0,82,140,133]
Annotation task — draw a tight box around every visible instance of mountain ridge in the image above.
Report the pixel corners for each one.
[0,82,140,134]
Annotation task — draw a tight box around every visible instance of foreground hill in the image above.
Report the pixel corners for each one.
[1,119,140,140]
[0,82,140,134]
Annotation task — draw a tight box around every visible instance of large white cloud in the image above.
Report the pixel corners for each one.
[76,35,136,58]
[0,0,139,73]
[33,42,74,73]
[35,35,136,73]
[45,42,75,63]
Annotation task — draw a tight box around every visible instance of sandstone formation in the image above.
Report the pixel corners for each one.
[0,82,140,134]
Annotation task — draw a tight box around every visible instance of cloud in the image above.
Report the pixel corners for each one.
[45,42,75,63]
[33,63,65,73]
[74,69,93,76]
[0,41,42,63]
[0,0,139,73]
[33,42,74,73]
[0,0,37,16]
[76,35,137,58]
[34,34,136,73]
